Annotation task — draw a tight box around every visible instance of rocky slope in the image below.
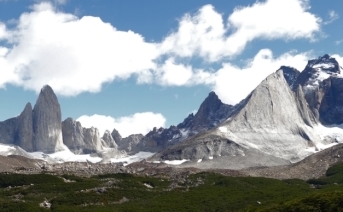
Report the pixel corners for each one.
[150,70,327,168]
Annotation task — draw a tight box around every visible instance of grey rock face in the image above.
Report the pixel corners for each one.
[15,103,34,152]
[102,130,117,148]
[294,54,342,122]
[117,134,144,154]
[319,77,343,124]
[33,85,64,153]
[178,91,235,132]
[83,127,103,154]
[62,118,84,154]
[151,70,322,167]
[111,128,122,144]
[0,118,17,145]
[139,91,237,153]
[62,117,107,154]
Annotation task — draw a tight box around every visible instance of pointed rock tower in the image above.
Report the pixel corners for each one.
[16,103,34,151]
[33,85,64,152]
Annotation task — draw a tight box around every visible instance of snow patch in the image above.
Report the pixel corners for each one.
[29,148,153,165]
[180,129,189,138]
[163,159,189,165]
[29,149,102,163]
[0,144,16,156]
[312,63,335,69]
[110,152,154,165]
[197,159,202,163]
[218,126,227,133]
[209,156,213,160]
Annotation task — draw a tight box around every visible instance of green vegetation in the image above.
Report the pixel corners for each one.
[0,163,342,211]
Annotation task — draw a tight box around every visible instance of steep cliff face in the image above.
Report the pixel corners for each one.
[0,118,17,145]
[33,85,64,153]
[294,54,343,123]
[62,117,112,154]
[102,130,117,148]
[62,118,85,154]
[318,77,343,124]
[151,70,323,168]
[15,103,34,152]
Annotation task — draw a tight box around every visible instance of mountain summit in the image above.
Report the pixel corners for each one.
[33,85,65,152]
[150,70,323,168]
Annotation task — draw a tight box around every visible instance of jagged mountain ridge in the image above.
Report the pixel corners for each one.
[150,69,324,168]
[116,91,240,154]
[0,54,342,171]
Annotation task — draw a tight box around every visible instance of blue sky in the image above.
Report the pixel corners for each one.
[0,0,342,137]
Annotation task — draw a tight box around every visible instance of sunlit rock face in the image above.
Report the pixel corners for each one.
[62,117,111,154]
[33,85,64,153]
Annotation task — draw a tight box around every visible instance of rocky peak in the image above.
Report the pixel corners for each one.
[15,103,34,151]
[102,130,117,148]
[111,128,122,144]
[190,91,234,131]
[293,55,343,122]
[33,85,64,153]
[295,54,341,89]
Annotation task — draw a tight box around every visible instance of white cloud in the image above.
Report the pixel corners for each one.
[77,112,166,138]
[33,0,68,5]
[0,23,8,40]
[0,2,158,95]
[324,10,339,25]
[336,39,343,45]
[212,49,311,104]
[332,54,343,67]
[0,1,324,97]
[160,0,321,61]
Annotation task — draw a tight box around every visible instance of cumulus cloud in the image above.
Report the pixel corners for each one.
[77,112,166,138]
[1,2,158,95]
[0,1,327,100]
[212,49,311,104]
[160,0,321,61]
[332,54,343,67]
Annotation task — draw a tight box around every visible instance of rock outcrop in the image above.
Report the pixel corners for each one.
[62,118,113,154]
[62,118,85,154]
[111,128,122,144]
[151,70,324,168]
[117,134,144,154]
[102,130,117,148]
[15,103,34,151]
[0,118,17,145]
[33,85,64,153]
